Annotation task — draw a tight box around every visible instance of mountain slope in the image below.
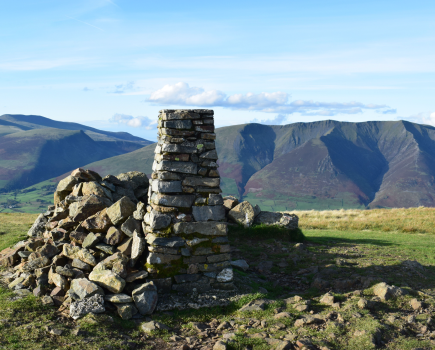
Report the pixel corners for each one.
[0,128,148,190]
[13,119,435,212]
[0,114,150,144]
[0,114,153,191]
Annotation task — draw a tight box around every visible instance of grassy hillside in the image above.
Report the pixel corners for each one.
[2,209,435,349]
[0,129,148,191]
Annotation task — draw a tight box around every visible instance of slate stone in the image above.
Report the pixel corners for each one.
[125,270,149,283]
[37,243,59,258]
[116,237,133,256]
[208,194,224,205]
[104,227,124,246]
[70,195,112,222]
[151,193,195,208]
[173,222,227,236]
[56,175,78,192]
[228,201,256,227]
[131,231,145,263]
[133,202,146,220]
[147,253,181,265]
[70,278,104,300]
[145,211,172,230]
[154,161,197,174]
[82,209,112,233]
[81,181,107,198]
[27,214,47,237]
[231,259,249,271]
[151,180,182,193]
[182,177,220,187]
[115,303,138,320]
[72,258,91,271]
[199,149,218,160]
[106,196,136,226]
[163,120,193,129]
[160,110,200,120]
[132,282,158,315]
[95,243,116,255]
[104,293,133,303]
[116,171,149,190]
[216,268,233,282]
[146,235,185,248]
[192,205,225,222]
[62,244,97,266]
[89,269,126,294]
[121,216,141,237]
[82,232,103,249]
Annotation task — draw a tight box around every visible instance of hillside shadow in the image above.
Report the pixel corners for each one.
[321,133,389,205]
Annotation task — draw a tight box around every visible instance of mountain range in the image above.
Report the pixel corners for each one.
[83,119,435,211]
[2,115,435,212]
[0,114,152,191]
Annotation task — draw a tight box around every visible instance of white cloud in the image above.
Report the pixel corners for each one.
[399,112,435,126]
[148,82,225,105]
[109,113,156,129]
[421,112,435,126]
[147,82,392,116]
[251,114,289,125]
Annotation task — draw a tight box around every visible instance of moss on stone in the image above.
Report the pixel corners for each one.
[144,258,188,279]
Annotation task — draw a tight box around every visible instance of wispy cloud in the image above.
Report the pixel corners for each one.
[0,57,90,71]
[109,113,156,129]
[147,82,393,116]
[378,108,397,114]
[110,81,136,94]
[66,16,104,31]
[83,87,91,92]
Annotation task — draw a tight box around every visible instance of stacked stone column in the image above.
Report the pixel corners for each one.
[144,109,233,293]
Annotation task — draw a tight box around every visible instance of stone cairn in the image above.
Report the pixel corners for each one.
[145,109,233,293]
[0,108,299,321]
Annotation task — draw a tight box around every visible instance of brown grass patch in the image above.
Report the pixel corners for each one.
[284,207,435,234]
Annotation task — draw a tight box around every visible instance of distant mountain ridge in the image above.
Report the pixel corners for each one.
[2,116,434,211]
[0,114,152,191]
[82,120,435,210]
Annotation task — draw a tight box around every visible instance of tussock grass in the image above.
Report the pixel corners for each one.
[287,207,435,234]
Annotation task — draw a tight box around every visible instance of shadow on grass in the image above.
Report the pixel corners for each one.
[229,224,305,242]
[307,235,395,247]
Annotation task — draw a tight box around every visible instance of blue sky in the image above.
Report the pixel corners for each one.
[1,0,434,141]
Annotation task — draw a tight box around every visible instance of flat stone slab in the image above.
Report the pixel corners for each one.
[173,222,227,236]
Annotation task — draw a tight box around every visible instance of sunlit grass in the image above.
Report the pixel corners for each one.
[287,207,435,234]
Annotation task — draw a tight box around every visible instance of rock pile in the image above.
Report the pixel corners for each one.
[1,168,155,320]
[0,109,300,322]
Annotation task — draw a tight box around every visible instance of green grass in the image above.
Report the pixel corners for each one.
[243,192,366,212]
[0,213,38,250]
[0,179,56,214]
[2,212,435,349]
